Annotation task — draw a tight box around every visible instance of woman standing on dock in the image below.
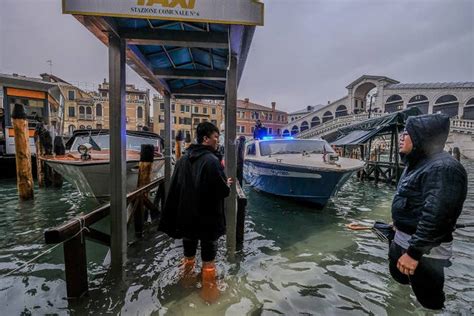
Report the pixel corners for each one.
[390,114,467,310]
[159,122,232,303]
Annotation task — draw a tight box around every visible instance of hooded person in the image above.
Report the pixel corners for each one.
[389,113,467,310]
[159,122,232,303]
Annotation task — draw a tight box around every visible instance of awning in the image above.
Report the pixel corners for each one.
[331,107,422,146]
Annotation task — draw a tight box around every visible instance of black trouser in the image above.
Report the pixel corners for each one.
[183,238,218,262]
[389,242,449,310]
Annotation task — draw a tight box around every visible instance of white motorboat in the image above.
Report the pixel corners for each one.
[244,137,365,206]
[43,129,164,198]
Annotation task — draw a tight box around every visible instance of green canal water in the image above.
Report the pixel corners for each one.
[1,161,473,315]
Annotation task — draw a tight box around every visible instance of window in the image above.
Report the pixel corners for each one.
[159,115,164,123]
[86,106,92,119]
[79,125,85,129]
[68,90,75,100]
[268,128,273,135]
[179,117,183,124]
[68,106,75,117]
[139,94,145,100]
[194,118,200,125]
[86,125,92,129]
[173,116,177,124]
[101,91,107,98]
[137,106,143,119]
[160,102,164,110]
[203,107,208,114]
[180,104,185,112]
[212,107,216,115]
[96,104,102,117]
[193,106,199,114]
[171,103,175,112]
[237,126,245,133]
[211,119,217,125]
[185,105,190,112]
[96,124,102,129]
[269,113,273,121]
[79,106,85,119]
[68,125,75,135]
[172,130,175,139]
[184,118,192,125]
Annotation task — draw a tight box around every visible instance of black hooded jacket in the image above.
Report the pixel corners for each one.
[392,114,467,260]
[158,144,230,240]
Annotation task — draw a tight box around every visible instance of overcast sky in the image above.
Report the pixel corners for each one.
[1,0,473,113]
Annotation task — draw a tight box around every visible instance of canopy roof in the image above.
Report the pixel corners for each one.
[331,107,422,146]
[64,0,264,100]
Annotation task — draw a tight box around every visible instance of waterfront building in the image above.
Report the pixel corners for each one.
[236,98,288,138]
[152,95,224,142]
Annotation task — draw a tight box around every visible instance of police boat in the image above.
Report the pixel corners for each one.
[243,137,364,206]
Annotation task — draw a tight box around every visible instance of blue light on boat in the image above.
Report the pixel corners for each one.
[284,136,294,140]
[262,136,274,140]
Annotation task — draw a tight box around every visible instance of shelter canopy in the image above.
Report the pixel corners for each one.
[63,0,264,99]
[331,107,422,146]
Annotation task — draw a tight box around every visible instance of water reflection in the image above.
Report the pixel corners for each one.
[1,160,473,315]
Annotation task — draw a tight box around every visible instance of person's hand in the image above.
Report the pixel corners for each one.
[397,253,419,275]
[227,178,233,186]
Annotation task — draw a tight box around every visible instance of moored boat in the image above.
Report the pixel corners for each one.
[42,129,164,198]
[243,137,365,206]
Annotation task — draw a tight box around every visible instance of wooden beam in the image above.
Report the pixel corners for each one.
[171,87,225,97]
[153,68,226,81]
[121,29,228,49]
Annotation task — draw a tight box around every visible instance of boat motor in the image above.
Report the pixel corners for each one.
[327,153,340,166]
[78,143,92,161]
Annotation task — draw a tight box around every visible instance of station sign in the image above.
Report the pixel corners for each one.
[63,0,264,26]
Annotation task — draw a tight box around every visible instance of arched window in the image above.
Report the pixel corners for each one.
[291,125,299,135]
[282,129,290,137]
[137,106,143,119]
[96,103,102,117]
[86,107,92,115]
[322,111,333,123]
[68,125,75,135]
[335,105,348,117]
[433,95,459,117]
[311,116,321,127]
[462,97,474,120]
[86,125,92,129]
[79,125,85,129]
[79,106,85,119]
[407,95,429,114]
[300,121,309,132]
[385,95,403,113]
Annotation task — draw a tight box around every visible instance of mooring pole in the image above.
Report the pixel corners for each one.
[134,144,154,238]
[175,130,183,160]
[12,103,34,200]
[225,54,238,258]
[34,126,45,188]
[52,136,65,188]
[109,34,127,276]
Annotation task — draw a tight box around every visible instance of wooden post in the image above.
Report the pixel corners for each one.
[12,103,34,200]
[236,136,246,186]
[236,182,247,251]
[163,92,172,197]
[175,130,183,160]
[52,136,65,188]
[34,125,45,188]
[184,131,191,149]
[453,147,461,161]
[134,144,154,238]
[63,233,88,298]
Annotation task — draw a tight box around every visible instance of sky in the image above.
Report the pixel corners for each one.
[1,0,473,113]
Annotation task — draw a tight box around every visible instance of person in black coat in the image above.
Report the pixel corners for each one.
[159,122,232,302]
[390,113,467,310]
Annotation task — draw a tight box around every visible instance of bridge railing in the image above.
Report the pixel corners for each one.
[451,118,474,133]
[296,113,383,139]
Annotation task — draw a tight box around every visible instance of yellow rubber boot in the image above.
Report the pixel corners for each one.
[179,256,197,288]
[200,261,220,303]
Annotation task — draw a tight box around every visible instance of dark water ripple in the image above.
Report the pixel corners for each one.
[1,160,473,315]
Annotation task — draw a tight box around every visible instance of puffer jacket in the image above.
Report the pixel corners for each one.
[391,114,467,260]
[158,144,230,241]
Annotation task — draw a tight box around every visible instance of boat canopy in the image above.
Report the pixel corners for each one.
[331,107,422,146]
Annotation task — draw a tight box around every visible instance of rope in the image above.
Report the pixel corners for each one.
[3,218,90,278]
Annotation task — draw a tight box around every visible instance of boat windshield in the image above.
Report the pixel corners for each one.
[70,134,159,152]
[259,140,334,156]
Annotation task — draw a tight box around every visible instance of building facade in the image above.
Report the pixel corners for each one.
[152,96,224,142]
[236,98,288,138]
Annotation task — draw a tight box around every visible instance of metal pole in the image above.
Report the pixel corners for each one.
[109,34,127,276]
[163,92,172,196]
[225,54,238,258]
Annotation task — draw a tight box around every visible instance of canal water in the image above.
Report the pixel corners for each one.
[1,161,473,315]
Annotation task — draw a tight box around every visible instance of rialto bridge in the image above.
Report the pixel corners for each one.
[282,75,474,137]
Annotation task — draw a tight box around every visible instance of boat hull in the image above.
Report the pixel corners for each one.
[45,158,164,198]
[244,159,357,206]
